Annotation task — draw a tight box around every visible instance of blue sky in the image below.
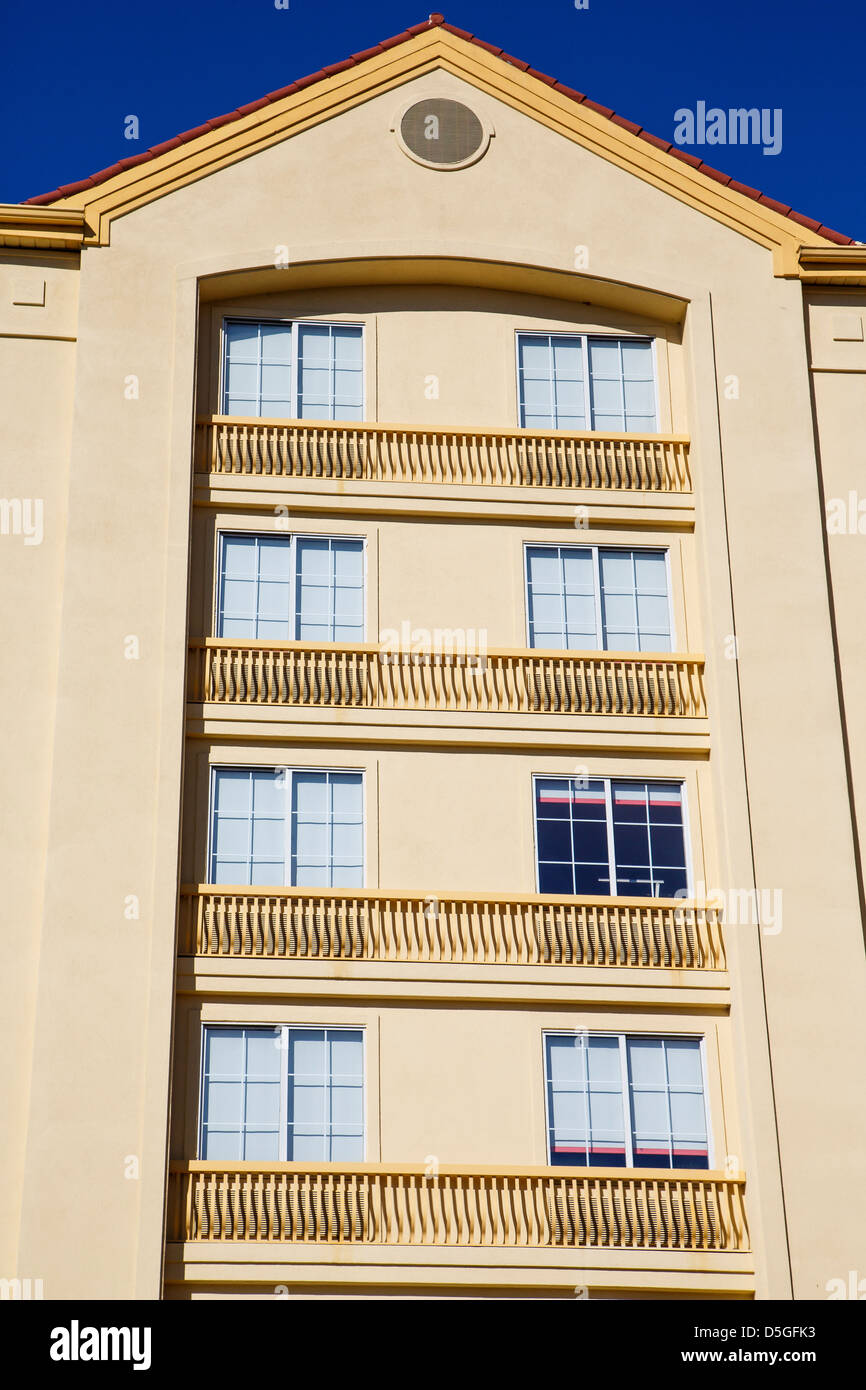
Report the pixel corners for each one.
[3,0,863,239]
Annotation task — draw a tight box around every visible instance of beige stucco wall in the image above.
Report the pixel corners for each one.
[3,61,865,1300]
[0,255,77,1282]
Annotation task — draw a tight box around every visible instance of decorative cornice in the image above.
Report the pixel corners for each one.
[0,205,87,252]
[797,244,866,285]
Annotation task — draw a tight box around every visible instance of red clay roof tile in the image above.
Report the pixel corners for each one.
[787,210,822,231]
[470,38,503,56]
[639,132,672,152]
[698,164,733,186]
[582,98,614,117]
[553,82,587,102]
[609,114,642,134]
[756,194,792,215]
[727,178,762,200]
[672,149,703,169]
[22,13,856,244]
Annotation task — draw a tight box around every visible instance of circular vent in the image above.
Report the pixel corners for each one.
[395,98,491,170]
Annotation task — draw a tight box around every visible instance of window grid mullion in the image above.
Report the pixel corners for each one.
[326,1031,336,1160]
[327,773,335,887]
[662,1039,676,1167]
[256,324,264,420]
[580,1033,590,1164]
[245,770,254,885]
[619,1036,634,1167]
[279,1027,289,1161]
[581,336,591,429]
[291,323,299,418]
[604,779,617,896]
[329,327,336,424]
[643,784,658,898]
[284,769,292,888]
[289,536,298,640]
[252,535,261,640]
[328,539,336,642]
[557,547,567,648]
[547,337,556,427]
[240,1030,250,1159]
[617,339,627,429]
[591,546,604,649]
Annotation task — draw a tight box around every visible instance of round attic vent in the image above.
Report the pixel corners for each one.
[394,98,492,170]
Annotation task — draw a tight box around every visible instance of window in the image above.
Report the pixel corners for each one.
[200,1025,365,1161]
[544,1033,709,1169]
[209,768,364,888]
[222,319,364,419]
[525,545,671,652]
[217,533,365,641]
[517,333,656,432]
[534,776,688,898]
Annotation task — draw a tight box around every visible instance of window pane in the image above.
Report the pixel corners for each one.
[291,772,363,888]
[588,338,657,431]
[535,777,611,897]
[588,340,621,378]
[210,769,286,885]
[545,1035,626,1166]
[600,549,672,652]
[518,334,586,430]
[201,1026,281,1159]
[223,322,292,418]
[526,545,598,650]
[212,769,251,815]
[286,1029,364,1160]
[295,537,364,641]
[626,1037,707,1169]
[621,340,654,379]
[218,535,292,639]
[297,324,363,421]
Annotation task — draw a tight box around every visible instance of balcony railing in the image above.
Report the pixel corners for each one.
[167,1162,748,1252]
[187,642,707,718]
[197,416,692,492]
[178,887,726,970]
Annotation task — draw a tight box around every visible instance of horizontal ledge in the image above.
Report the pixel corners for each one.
[190,639,705,662]
[172,1160,741,1180]
[179,886,721,909]
[199,415,690,445]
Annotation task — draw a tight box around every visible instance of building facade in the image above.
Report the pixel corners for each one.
[2,17,866,1300]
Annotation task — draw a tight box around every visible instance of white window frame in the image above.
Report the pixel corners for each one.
[514,330,660,432]
[541,1030,713,1170]
[531,773,693,899]
[198,1023,367,1162]
[207,765,366,888]
[522,541,676,651]
[220,316,366,419]
[214,530,368,642]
